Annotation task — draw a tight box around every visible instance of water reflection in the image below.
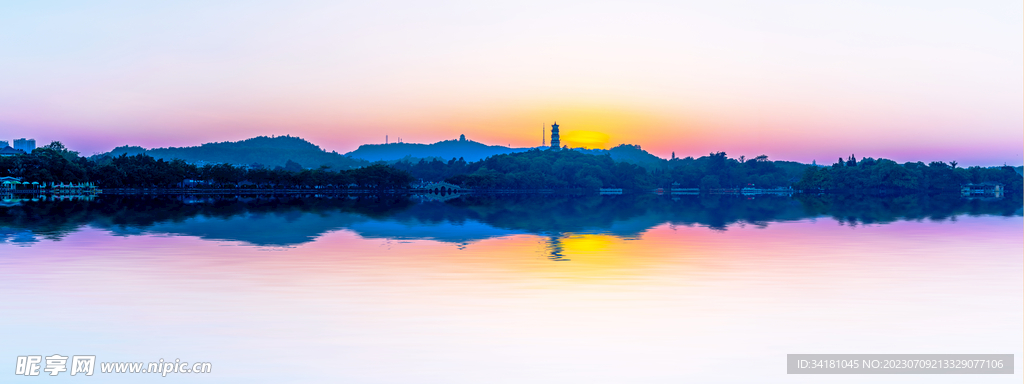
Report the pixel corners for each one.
[1,193,1020,247]
[1,194,1021,384]
[546,234,569,261]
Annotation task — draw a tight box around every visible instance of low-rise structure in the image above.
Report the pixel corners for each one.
[1,176,24,192]
[961,182,1004,198]
[0,146,26,157]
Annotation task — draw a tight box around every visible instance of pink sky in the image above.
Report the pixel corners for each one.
[1,1,1021,166]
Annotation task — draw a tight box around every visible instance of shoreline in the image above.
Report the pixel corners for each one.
[2,188,1014,199]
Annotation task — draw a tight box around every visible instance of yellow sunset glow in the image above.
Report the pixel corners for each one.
[562,130,610,149]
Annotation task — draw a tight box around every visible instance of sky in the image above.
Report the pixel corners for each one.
[0,0,1021,166]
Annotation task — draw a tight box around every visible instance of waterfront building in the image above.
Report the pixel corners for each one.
[961,182,1004,198]
[0,177,17,192]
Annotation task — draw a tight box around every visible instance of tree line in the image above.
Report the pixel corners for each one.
[1,142,413,189]
[393,149,653,189]
[1,142,1019,194]
[392,150,809,190]
[794,155,1021,194]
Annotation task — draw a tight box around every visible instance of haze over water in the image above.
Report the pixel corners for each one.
[1,195,1021,383]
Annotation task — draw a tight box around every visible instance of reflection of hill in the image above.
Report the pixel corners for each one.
[104,212,368,246]
[1,193,1020,246]
[795,194,1024,224]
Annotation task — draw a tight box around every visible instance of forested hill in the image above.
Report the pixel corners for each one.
[344,138,534,162]
[9,140,1019,193]
[93,134,676,170]
[95,136,368,170]
[606,144,666,169]
[348,138,672,169]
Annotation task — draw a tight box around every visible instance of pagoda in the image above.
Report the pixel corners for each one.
[549,122,561,150]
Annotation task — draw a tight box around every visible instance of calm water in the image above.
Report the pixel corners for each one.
[2,194,1021,383]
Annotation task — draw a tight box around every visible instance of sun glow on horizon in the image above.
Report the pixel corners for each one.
[0,1,1020,165]
[562,130,611,149]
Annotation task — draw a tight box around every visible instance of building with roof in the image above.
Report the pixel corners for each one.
[961,182,1004,198]
[1,176,22,193]
[0,146,26,157]
[13,138,35,153]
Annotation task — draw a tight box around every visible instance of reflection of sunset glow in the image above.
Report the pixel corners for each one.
[8,217,1023,284]
[2,216,1020,382]
[560,234,613,254]
[543,234,647,276]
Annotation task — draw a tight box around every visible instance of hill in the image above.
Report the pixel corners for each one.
[344,136,533,162]
[606,144,667,169]
[568,144,667,170]
[94,136,368,170]
[90,135,678,171]
[349,136,675,170]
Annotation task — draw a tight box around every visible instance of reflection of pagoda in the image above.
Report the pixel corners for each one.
[549,122,561,150]
[545,234,569,261]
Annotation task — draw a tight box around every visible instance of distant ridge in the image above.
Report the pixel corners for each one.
[346,136,675,169]
[94,136,368,170]
[344,136,533,162]
[92,134,694,170]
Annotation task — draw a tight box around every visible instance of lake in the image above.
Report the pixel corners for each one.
[2,194,1021,383]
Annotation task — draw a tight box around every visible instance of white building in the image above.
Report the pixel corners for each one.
[13,138,35,152]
